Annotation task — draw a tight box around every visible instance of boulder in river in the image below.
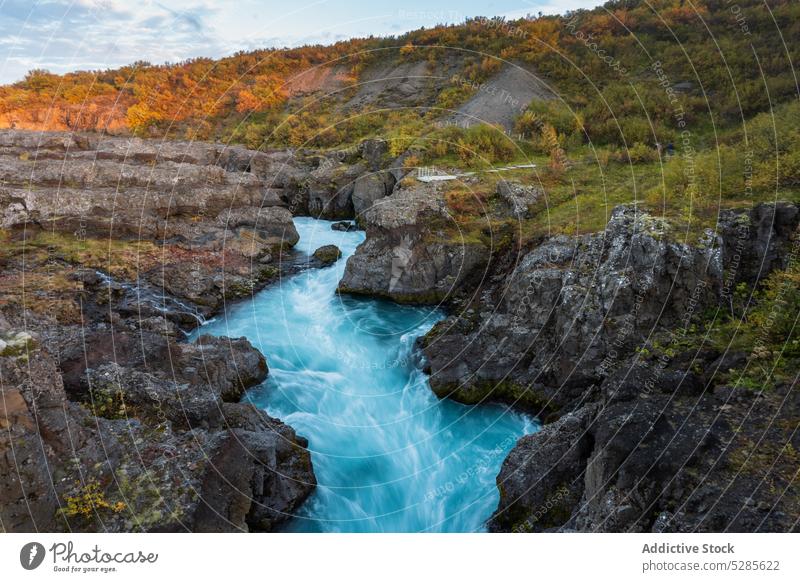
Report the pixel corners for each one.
[331,220,358,232]
[313,244,343,265]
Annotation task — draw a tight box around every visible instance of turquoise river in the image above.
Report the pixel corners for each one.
[197,217,536,532]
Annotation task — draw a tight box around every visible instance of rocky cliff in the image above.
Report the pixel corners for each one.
[338,181,494,303]
[0,130,321,532]
[337,178,531,303]
[415,202,799,532]
[1,316,315,532]
[423,205,725,410]
[337,180,800,532]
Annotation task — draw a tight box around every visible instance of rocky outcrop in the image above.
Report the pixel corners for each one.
[489,357,800,532]
[352,171,396,217]
[0,316,315,533]
[0,130,308,316]
[276,139,396,220]
[448,63,555,131]
[718,201,799,285]
[491,406,595,531]
[423,205,723,411]
[331,220,358,232]
[419,201,799,533]
[496,180,542,219]
[303,160,365,219]
[338,182,491,303]
[0,131,299,244]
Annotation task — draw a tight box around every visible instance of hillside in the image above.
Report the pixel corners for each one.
[0,0,797,148]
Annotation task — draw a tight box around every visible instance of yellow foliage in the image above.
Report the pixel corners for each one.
[63,481,126,519]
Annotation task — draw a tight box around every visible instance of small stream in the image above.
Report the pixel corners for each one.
[197,217,537,532]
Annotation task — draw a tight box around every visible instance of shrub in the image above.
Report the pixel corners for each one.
[454,124,516,166]
[663,144,752,200]
[625,142,659,164]
[517,100,577,138]
[436,85,475,110]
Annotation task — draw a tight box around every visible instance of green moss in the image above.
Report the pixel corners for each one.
[84,384,129,420]
[115,466,184,531]
[0,331,36,360]
[2,231,162,279]
[431,379,556,417]
[660,264,800,392]
[312,245,342,264]
[256,265,279,282]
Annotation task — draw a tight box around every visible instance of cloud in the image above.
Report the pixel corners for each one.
[0,0,604,84]
[0,0,223,82]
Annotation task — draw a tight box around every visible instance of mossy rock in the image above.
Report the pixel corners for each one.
[312,245,342,265]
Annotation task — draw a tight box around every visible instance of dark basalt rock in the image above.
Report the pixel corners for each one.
[338,182,491,304]
[489,406,596,532]
[304,160,365,219]
[312,244,343,265]
[0,316,315,533]
[489,356,800,533]
[478,202,800,533]
[423,204,724,409]
[0,130,432,533]
[331,220,358,232]
[719,201,799,285]
[352,171,396,217]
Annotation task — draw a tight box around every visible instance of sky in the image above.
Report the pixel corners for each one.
[0,0,603,84]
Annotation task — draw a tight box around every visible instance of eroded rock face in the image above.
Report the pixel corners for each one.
[352,171,396,217]
[0,130,305,313]
[489,357,800,533]
[338,182,491,303]
[304,160,365,219]
[463,202,799,533]
[490,406,595,532]
[718,201,799,285]
[0,319,315,533]
[0,131,299,244]
[423,205,724,411]
[0,337,75,531]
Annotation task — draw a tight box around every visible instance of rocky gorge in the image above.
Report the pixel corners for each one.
[340,182,800,532]
[1,128,798,533]
[0,129,435,532]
